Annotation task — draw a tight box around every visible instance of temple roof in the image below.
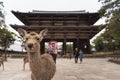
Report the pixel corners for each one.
[11,10,103,39]
[11,24,102,39]
[11,11,100,26]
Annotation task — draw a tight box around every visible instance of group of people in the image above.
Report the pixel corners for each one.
[47,41,84,64]
[74,48,83,64]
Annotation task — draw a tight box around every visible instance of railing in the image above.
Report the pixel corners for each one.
[111,50,120,60]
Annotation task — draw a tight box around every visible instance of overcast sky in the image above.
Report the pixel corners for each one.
[2,0,102,25]
[1,0,103,51]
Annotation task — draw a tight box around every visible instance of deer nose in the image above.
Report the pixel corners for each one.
[28,43,33,49]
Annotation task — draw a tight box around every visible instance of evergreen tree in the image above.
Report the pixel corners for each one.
[97,0,120,50]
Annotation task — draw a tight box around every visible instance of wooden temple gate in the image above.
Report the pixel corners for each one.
[11,10,102,54]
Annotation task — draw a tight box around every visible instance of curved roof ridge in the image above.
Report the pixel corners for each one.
[32,10,86,13]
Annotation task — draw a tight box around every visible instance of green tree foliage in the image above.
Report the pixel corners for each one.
[93,34,104,51]
[0,1,5,28]
[0,28,15,60]
[0,28,15,48]
[0,2,4,17]
[66,43,73,52]
[96,0,120,50]
[93,32,116,51]
[99,0,120,17]
[93,31,118,51]
[0,2,15,60]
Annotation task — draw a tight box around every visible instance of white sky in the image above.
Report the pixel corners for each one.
[1,0,103,51]
[2,0,102,25]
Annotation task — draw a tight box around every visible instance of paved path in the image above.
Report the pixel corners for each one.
[0,58,120,80]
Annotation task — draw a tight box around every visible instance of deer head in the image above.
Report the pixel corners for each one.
[17,28,48,53]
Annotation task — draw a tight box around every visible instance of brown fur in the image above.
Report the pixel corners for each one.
[23,55,29,70]
[0,57,4,70]
[18,28,56,80]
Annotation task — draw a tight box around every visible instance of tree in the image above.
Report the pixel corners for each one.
[93,30,117,51]
[98,0,120,50]
[0,2,16,61]
[99,0,120,17]
[0,1,4,27]
[93,34,104,51]
[0,28,15,61]
[66,43,73,52]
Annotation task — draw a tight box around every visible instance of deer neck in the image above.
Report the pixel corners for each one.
[28,50,42,64]
[28,51,43,77]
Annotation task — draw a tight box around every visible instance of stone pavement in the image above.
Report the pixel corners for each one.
[0,58,120,80]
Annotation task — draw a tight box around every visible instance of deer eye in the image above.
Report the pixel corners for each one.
[25,38,28,41]
[36,37,40,40]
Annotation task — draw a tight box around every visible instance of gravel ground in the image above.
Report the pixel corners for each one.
[0,58,120,80]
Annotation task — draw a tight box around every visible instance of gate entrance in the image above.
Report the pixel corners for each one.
[11,10,102,54]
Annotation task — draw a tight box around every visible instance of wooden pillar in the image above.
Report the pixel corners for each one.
[77,38,79,48]
[82,39,91,54]
[86,40,91,54]
[73,38,79,51]
[40,40,45,54]
[87,40,91,54]
[63,39,66,53]
[73,39,77,50]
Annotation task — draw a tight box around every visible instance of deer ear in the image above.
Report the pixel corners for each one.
[39,29,48,42]
[17,28,27,37]
[39,29,48,37]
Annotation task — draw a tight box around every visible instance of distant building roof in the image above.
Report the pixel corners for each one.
[32,10,86,14]
[11,10,100,25]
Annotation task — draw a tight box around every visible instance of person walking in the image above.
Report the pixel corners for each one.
[48,41,58,63]
[79,49,83,64]
[74,48,79,63]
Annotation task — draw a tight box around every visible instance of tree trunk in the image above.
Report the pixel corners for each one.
[3,46,7,61]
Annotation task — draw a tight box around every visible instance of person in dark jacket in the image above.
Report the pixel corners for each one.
[74,48,79,63]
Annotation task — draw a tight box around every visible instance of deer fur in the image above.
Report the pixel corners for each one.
[0,57,4,70]
[23,55,29,70]
[18,28,56,80]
